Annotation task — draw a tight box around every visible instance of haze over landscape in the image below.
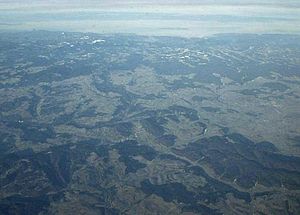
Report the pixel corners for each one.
[1,0,300,36]
[1,1,300,215]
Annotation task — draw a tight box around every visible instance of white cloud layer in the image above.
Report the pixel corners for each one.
[0,0,299,37]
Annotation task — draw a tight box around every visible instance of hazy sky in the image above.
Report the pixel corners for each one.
[1,0,300,7]
[1,0,300,37]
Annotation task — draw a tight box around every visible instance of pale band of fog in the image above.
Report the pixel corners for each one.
[1,0,300,37]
